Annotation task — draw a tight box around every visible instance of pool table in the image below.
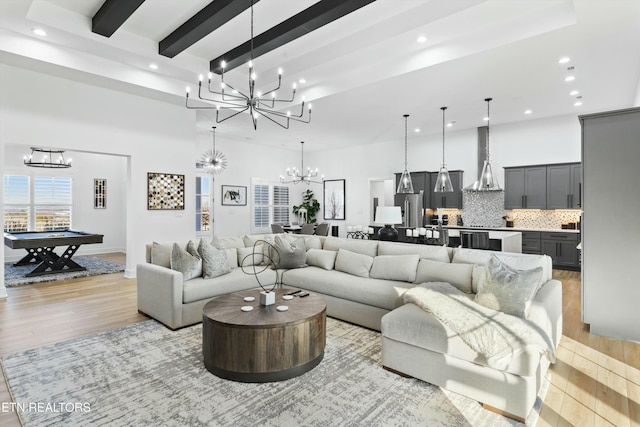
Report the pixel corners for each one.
[4,230,104,277]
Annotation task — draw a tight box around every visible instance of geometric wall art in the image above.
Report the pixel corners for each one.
[94,178,107,209]
[147,172,185,210]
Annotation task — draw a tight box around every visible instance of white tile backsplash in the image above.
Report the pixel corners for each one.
[507,209,581,229]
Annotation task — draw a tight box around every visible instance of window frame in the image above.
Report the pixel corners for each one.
[250,178,290,234]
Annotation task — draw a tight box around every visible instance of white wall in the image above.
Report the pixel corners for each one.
[0,64,196,278]
[3,146,127,262]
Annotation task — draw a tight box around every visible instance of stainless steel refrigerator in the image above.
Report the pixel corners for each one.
[394,191,423,228]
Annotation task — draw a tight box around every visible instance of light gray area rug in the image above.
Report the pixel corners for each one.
[3,256,124,287]
[1,318,546,426]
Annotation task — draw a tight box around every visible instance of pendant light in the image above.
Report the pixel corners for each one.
[396,114,414,194]
[434,107,454,192]
[199,126,227,175]
[478,97,500,191]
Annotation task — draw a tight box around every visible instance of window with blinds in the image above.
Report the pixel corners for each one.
[3,174,73,232]
[196,176,211,233]
[251,181,289,234]
[3,175,30,232]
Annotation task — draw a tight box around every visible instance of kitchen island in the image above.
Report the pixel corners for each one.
[446,229,522,253]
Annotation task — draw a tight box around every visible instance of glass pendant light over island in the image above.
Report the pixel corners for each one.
[397,114,414,194]
[434,106,454,193]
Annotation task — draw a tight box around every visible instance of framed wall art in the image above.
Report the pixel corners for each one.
[147,172,185,210]
[94,178,107,209]
[323,179,345,220]
[222,185,247,206]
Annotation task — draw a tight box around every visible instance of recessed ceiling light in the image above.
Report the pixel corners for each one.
[32,28,47,36]
[524,110,532,115]
[569,90,579,96]
[483,116,489,121]
[565,75,575,82]
[558,57,570,64]
[298,78,306,84]
[414,128,420,133]
[446,121,455,128]
[574,96,583,107]
[149,63,158,70]
[417,35,427,43]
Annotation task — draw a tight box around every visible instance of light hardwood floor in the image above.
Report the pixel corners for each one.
[1,257,639,426]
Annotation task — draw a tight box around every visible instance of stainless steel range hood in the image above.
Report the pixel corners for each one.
[464,126,502,192]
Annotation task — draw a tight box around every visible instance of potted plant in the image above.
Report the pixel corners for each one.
[292,189,320,224]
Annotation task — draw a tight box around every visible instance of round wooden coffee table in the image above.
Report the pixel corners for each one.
[202,288,326,383]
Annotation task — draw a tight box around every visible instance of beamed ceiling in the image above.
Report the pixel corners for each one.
[1,0,640,150]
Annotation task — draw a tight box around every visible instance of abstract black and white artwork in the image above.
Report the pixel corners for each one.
[222,185,247,206]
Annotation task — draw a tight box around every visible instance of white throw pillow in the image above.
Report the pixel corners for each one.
[224,248,238,269]
[150,241,172,268]
[237,245,264,267]
[451,248,492,266]
[334,249,373,278]
[370,254,419,283]
[306,249,337,270]
[474,254,543,318]
[212,236,245,249]
[414,259,474,293]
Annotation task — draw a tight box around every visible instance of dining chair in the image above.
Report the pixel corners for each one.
[271,224,285,234]
[299,223,315,235]
[314,222,330,236]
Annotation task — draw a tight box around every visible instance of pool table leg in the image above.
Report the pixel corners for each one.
[24,245,86,277]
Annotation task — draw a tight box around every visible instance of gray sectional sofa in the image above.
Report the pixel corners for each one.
[136,234,561,421]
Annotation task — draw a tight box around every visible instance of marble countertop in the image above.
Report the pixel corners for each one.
[445,225,580,234]
[446,229,521,239]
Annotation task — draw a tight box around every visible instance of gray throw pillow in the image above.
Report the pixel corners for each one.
[272,235,307,269]
[198,239,231,279]
[474,254,543,318]
[170,242,202,281]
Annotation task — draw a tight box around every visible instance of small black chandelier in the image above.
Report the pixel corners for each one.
[24,147,72,168]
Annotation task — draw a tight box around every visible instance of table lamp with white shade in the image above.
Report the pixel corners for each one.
[375,206,402,241]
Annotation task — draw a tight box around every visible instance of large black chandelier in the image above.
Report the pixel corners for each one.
[185,0,312,130]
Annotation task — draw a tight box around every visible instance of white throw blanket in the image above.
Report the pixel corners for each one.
[404,282,556,370]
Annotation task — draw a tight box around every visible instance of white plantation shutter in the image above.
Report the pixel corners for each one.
[251,181,290,234]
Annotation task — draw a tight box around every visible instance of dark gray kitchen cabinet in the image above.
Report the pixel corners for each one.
[504,166,547,209]
[521,231,541,254]
[541,231,579,269]
[546,163,582,209]
[429,170,463,209]
[570,163,582,208]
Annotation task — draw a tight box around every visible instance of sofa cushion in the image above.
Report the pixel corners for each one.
[415,259,474,293]
[237,245,264,267]
[182,268,275,304]
[474,255,543,318]
[286,235,323,251]
[198,239,231,279]
[305,249,337,270]
[323,236,378,257]
[224,248,239,269]
[213,236,245,249]
[471,264,486,294]
[334,249,373,278]
[377,241,450,263]
[170,242,202,281]
[381,302,542,377]
[282,267,410,311]
[150,242,172,268]
[272,235,307,269]
[370,254,419,283]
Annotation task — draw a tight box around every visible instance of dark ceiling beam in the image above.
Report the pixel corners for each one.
[210,0,377,74]
[92,0,146,37]
[159,0,258,58]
